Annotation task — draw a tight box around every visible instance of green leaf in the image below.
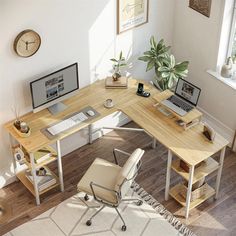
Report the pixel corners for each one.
[143,51,154,56]
[110,58,118,62]
[161,72,170,78]
[138,56,151,62]
[175,61,189,71]
[175,70,188,78]
[146,60,155,71]
[150,36,155,48]
[158,66,169,72]
[162,57,171,67]
[119,51,123,60]
[170,55,175,68]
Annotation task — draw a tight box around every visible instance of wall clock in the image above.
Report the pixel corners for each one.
[14,29,41,57]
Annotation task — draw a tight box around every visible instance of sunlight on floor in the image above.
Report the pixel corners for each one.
[191,212,227,231]
[0,176,6,189]
[102,135,125,141]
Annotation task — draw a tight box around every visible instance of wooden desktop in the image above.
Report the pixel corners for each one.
[4,78,229,218]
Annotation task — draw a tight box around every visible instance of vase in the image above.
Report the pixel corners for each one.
[221,57,233,78]
[14,120,21,130]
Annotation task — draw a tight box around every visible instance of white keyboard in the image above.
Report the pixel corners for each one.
[47,112,88,136]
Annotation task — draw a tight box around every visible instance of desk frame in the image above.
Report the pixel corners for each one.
[4,79,228,215]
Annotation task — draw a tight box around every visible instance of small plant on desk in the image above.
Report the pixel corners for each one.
[110,51,127,81]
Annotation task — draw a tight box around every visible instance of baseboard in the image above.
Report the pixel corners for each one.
[198,106,235,150]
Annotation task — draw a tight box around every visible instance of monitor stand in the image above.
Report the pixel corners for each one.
[48,102,67,115]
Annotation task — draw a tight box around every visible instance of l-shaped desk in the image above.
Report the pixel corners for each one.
[4,78,229,218]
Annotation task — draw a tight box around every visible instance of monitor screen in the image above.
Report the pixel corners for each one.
[30,63,79,110]
[175,78,201,106]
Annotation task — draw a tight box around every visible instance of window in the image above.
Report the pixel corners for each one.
[228,0,236,58]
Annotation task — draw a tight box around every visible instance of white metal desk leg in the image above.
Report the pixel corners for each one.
[185,165,194,218]
[88,124,93,144]
[56,140,64,192]
[215,147,226,199]
[165,150,173,201]
[30,152,40,205]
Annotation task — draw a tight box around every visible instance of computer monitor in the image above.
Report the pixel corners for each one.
[30,63,79,115]
[175,78,201,106]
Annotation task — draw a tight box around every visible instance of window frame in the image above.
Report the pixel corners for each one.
[227,0,236,58]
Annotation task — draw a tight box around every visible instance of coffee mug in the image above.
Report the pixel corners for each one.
[104,99,113,108]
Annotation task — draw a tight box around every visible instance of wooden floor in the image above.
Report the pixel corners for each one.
[1,122,236,236]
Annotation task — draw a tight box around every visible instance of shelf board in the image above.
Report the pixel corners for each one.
[24,146,58,169]
[171,157,219,184]
[16,166,59,197]
[169,183,215,210]
[17,171,36,197]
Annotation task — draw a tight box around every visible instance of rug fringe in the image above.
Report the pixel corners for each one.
[132,182,197,236]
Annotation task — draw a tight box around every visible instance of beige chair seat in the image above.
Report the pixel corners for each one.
[77,158,121,204]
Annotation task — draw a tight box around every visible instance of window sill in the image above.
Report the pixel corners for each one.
[207,70,236,90]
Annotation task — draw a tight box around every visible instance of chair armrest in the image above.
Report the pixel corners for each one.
[113,148,131,165]
[90,182,120,205]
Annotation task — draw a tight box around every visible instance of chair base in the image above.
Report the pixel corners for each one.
[85,196,143,231]
[84,194,89,201]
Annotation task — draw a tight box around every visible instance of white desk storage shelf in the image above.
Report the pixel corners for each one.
[169,158,220,211]
[10,141,61,204]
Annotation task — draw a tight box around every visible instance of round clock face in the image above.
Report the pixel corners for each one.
[14,30,41,57]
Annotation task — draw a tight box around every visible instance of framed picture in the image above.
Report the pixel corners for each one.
[117,0,149,34]
[189,0,212,17]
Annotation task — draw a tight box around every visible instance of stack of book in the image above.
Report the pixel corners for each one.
[105,76,128,89]
[25,168,56,192]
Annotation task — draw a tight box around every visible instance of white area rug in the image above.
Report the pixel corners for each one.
[4,184,195,236]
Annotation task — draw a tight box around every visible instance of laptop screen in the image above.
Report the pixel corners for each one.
[175,78,201,106]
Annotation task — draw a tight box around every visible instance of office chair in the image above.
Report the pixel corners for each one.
[77,148,145,231]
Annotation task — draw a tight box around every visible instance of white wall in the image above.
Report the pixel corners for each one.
[0,0,175,187]
[172,0,236,140]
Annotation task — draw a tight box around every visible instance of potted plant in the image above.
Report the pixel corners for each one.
[110,51,127,81]
[139,36,189,91]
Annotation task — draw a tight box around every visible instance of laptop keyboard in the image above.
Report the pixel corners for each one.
[167,95,193,112]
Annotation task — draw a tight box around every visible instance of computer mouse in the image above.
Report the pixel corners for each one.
[86,110,95,117]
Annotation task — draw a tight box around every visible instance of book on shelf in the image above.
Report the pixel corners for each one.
[25,168,56,192]
[33,148,52,164]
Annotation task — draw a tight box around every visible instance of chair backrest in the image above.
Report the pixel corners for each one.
[115,148,144,197]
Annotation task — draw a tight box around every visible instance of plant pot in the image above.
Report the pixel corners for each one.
[112,73,121,81]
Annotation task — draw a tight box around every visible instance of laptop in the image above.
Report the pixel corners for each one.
[161,78,201,116]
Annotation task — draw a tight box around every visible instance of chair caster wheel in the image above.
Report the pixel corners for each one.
[86,220,92,226]
[137,200,143,206]
[84,194,89,201]
[121,225,127,231]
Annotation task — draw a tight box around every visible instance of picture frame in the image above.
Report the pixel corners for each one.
[189,0,212,18]
[117,0,149,34]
